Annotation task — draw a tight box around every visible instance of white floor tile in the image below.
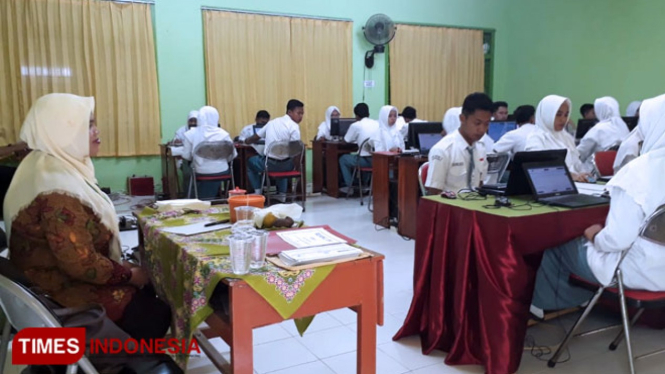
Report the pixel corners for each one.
[253,324,292,345]
[297,326,357,359]
[280,312,342,336]
[411,362,485,374]
[323,349,409,374]
[378,335,447,370]
[252,338,318,373]
[327,307,358,325]
[345,313,405,345]
[265,360,336,374]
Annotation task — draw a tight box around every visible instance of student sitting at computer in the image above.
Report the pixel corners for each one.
[169,110,197,158]
[525,95,590,181]
[493,105,536,157]
[442,106,494,154]
[315,106,340,141]
[625,100,642,117]
[373,105,404,152]
[238,110,270,156]
[577,97,629,170]
[530,92,665,318]
[339,103,379,195]
[580,103,597,120]
[492,101,509,121]
[396,106,425,140]
[425,93,492,194]
[182,106,237,199]
[246,99,303,197]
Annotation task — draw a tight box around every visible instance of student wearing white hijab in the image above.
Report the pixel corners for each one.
[442,106,494,154]
[613,126,644,174]
[625,100,642,117]
[315,106,340,141]
[531,93,665,317]
[3,93,170,337]
[577,97,629,170]
[173,110,198,144]
[525,95,590,180]
[373,105,404,152]
[182,106,237,198]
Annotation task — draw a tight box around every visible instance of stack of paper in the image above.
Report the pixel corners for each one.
[155,199,211,212]
[278,244,364,266]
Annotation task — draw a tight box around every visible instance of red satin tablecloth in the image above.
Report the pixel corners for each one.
[393,195,609,374]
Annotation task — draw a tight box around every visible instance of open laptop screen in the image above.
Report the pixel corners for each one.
[524,164,575,197]
[487,121,517,142]
[418,132,441,154]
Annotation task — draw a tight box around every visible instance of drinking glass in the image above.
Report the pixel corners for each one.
[250,230,269,269]
[227,234,252,275]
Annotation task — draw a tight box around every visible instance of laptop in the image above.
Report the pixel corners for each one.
[417,132,442,155]
[487,121,517,142]
[522,161,609,208]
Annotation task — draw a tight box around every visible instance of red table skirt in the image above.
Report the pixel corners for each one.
[393,198,609,374]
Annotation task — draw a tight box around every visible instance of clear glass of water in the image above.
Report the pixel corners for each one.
[250,230,269,269]
[227,234,252,275]
[234,206,258,231]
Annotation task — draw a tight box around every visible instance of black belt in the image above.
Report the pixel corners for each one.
[268,157,291,163]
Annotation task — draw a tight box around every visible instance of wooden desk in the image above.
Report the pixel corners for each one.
[372,152,399,228]
[200,252,384,374]
[312,140,325,193]
[159,144,181,199]
[323,141,358,198]
[397,156,427,239]
[233,144,258,190]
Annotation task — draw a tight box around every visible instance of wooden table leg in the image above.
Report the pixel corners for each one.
[357,264,378,374]
[230,284,254,374]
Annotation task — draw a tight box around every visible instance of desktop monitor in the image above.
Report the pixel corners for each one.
[504,149,568,196]
[330,118,356,138]
[487,121,517,142]
[407,122,443,150]
[576,119,598,139]
[417,132,442,154]
[622,116,639,131]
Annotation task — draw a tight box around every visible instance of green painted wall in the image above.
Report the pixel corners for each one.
[93,0,665,191]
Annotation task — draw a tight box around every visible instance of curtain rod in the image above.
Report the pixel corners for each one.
[200,7,352,22]
[102,0,155,4]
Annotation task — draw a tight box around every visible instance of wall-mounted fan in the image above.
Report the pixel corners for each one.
[363,13,396,68]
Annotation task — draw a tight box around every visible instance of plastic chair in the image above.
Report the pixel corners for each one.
[418,162,430,196]
[262,140,306,210]
[0,260,98,374]
[548,204,665,374]
[188,140,235,199]
[593,150,618,177]
[348,138,375,208]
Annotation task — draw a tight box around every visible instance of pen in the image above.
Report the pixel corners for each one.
[204,219,230,227]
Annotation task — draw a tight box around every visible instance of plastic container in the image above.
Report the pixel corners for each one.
[228,194,265,223]
[228,187,247,197]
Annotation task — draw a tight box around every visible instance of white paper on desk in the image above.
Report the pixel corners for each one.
[161,220,231,236]
[277,228,348,248]
[279,244,363,266]
[575,182,607,196]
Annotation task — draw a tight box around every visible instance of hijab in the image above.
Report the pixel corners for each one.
[188,110,198,122]
[626,101,642,117]
[323,106,340,130]
[376,105,401,151]
[531,95,584,173]
[442,107,462,135]
[608,93,665,215]
[594,96,629,139]
[3,93,122,261]
[184,106,230,145]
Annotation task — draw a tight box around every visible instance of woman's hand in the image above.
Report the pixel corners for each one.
[389,147,401,153]
[572,173,589,183]
[129,267,150,289]
[584,224,604,243]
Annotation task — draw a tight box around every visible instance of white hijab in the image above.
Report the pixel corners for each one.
[595,96,629,138]
[322,106,340,130]
[3,93,122,262]
[530,95,584,173]
[184,106,230,144]
[626,101,642,117]
[608,93,665,215]
[442,107,462,135]
[374,105,401,151]
[188,110,199,123]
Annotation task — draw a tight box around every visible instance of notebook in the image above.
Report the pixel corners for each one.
[522,162,609,208]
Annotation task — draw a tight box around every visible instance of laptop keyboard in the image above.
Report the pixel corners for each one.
[544,194,608,205]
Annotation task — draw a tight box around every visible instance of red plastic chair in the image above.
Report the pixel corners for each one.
[594,150,618,177]
[262,140,306,211]
[418,162,429,196]
[348,138,375,208]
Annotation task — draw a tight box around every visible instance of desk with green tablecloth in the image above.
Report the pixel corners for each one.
[393,195,609,374]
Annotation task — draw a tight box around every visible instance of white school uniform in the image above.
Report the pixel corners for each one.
[397,117,425,140]
[425,130,488,192]
[182,106,236,174]
[238,123,266,156]
[256,114,301,160]
[493,123,536,157]
[613,127,643,174]
[344,117,379,156]
[577,97,629,169]
[316,106,340,141]
[373,106,405,152]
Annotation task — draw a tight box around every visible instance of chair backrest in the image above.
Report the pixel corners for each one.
[265,140,305,163]
[418,162,430,196]
[0,271,62,330]
[484,153,510,185]
[357,138,375,164]
[593,150,618,177]
[193,140,235,163]
[640,204,665,245]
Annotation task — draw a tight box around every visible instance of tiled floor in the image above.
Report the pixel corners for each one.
[4,194,665,373]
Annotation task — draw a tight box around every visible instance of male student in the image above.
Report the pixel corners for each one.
[580,103,596,120]
[238,110,270,155]
[396,106,425,139]
[492,105,536,157]
[492,101,509,121]
[246,100,303,197]
[339,103,379,194]
[425,93,491,194]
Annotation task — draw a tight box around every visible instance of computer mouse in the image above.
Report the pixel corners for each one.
[441,191,457,199]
